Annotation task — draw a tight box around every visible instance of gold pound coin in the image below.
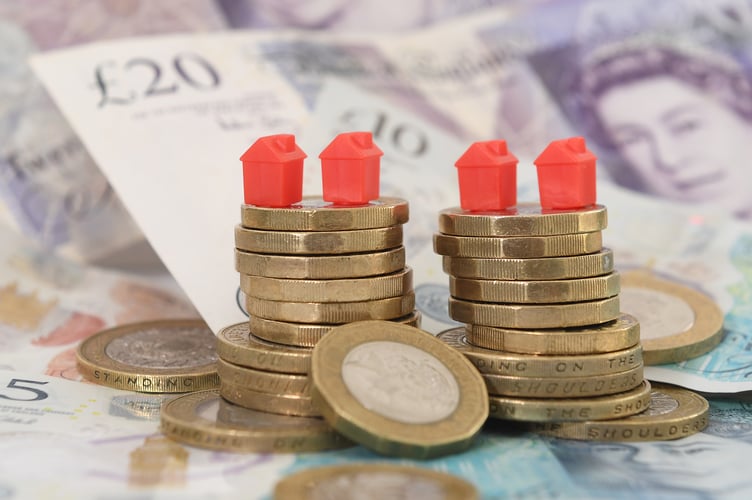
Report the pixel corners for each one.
[216,358,311,396]
[438,204,607,236]
[235,247,406,279]
[76,319,218,393]
[220,381,321,417]
[235,225,403,255]
[465,314,640,355]
[160,390,351,453]
[530,383,709,441]
[240,268,413,302]
[241,197,409,231]
[481,365,643,398]
[449,272,620,304]
[246,293,415,324]
[487,380,652,422]
[620,270,725,365]
[437,327,643,378]
[433,231,602,259]
[311,321,488,459]
[442,249,614,280]
[216,322,311,374]
[449,296,620,329]
[274,463,478,500]
[250,311,422,348]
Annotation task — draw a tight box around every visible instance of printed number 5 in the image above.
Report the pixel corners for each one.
[0,379,49,401]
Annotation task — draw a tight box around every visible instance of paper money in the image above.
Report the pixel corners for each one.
[0,0,225,262]
[0,221,199,380]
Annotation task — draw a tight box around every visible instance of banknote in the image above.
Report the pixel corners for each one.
[0,0,225,262]
[0,221,199,380]
[2,365,749,499]
[217,0,519,31]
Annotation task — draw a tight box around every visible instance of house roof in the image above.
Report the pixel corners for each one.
[534,137,596,166]
[319,132,383,160]
[455,140,517,168]
[240,134,307,163]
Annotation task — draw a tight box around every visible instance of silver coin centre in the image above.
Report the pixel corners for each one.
[105,326,217,369]
[619,288,695,340]
[311,472,445,500]
[341,341,460,424]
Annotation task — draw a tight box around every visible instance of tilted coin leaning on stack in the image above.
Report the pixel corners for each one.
[434,137,709,440]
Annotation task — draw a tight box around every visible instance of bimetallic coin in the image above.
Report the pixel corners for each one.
[235,225,403,255]
[437,327,642,378]
[241,197,409,231]
[217,358,311,396]
[449,272,620,304]
[433,231,602,259]
[482,365,643,398]
[530,383,709,441]
[442,249,614,280]
[235,247,406,279]
[246,293,415,324]
[274,463,478,500]
[465,314,640,355]
[311,321,488,459]
[216,322,311,374]
[449,296,620,329]
[250,312,422,348]
[160,390,351,453]
[620,270,725,365]
[438,203,607,236]
[488,381,652,422]
[221,381,321,417]
[76,319,218,393]
[240,268,413,302]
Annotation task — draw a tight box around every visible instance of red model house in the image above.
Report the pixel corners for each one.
[240,134,306,207]
[455,140,518,211]
[534,137,596,210]
[319,132,383,205]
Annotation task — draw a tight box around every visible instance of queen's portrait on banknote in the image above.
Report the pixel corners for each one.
[573,41,752,219]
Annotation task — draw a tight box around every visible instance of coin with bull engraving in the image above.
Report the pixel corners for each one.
[311,321,488,459]
[274,463,478,500]
[76,319,218,393]
[241,197,409,231]
[160,390,351,453]
[529,383,709,441]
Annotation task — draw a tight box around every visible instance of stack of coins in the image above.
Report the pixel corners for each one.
[434,203,653,425]
[219,197,421,418]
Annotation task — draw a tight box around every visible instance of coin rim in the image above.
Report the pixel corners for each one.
[487,380,652,422]
[433,231,603,258]
[438,327,643,377]
[159,389,351,453]
[438,203,607,236]
[241,196,409,231]
[529,383,710,440]
[621,270,725,364]
[273,463,478,500]
[311,320,489,459]
[216,322,311,374]
[235,225,403,255]
[76,319,219,393]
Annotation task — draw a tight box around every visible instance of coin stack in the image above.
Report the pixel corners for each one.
[434,138,651,428]
[220,132,419,417]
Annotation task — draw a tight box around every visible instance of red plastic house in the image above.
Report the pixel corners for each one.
[319,132,383,205]
[455,140,517,211]
[240,134,306,207]
[534,137,596,210]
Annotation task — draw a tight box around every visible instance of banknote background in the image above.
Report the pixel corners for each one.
[4,0,752,498]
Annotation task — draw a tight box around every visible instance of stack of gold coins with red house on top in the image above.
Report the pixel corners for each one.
[218,132,420,419]
[434,137,652,429]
